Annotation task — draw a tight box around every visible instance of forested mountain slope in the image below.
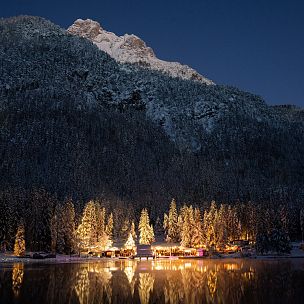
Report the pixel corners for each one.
[0,16,303,212]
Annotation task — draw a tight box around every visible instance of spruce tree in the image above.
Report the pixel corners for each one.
[96,203,106,243]
[50,212,58,253]
[191,208,204,247]
[121,219,130,242]
[154,216,164,241]
[164,199,179,243]
[139,209,154,245]
[50,201,76,254]
[130,221,137,241]
[76,201,97,249]
[14,223,25,256]
[227,205,241,241]
[215,204,228,248]
[124,232,135,249]
[63,200,76,254]
[105,213,114,242]
[203,201,217,249]
[180,206,194,247]
[56,205,65,253]
[177,205,187,240]
[269,227,291,254]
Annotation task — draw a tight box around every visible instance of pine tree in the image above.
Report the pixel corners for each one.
[180,206,194,247]
[94,208,113,250]
[130,221,137,241]
[191,208,204,247]
[56,205,65,253]
[154,216,164,241]
[215,204,228,248]
[27,189,54,252]
[255,232,269,255]
[105,212,114,242]
[96,203,106,243]
[50,210,58,253]
[255,206,270,254]
[203,201,217,249]
[150,225,155,244]
[247,202,257,241]
[76,201,97,249]
[121,218,130,242]
[164,199,179,243]
[177,205,187,241]
[124,232,135,249]
[99,233,112,250]
[0,197,16,252]
[227,205,241,241]
[14,223,25,256]
[269,227,291,254]
[139,209,154,245]
[113,207,127,240]
[63,200,76,254]
[50,201,76,254]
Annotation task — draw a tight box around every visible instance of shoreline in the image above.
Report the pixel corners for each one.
[1,253,304,265]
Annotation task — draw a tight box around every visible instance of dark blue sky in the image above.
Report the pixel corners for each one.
[2,0,304,106]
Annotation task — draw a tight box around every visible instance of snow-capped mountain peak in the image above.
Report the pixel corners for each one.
[67,19,214,85]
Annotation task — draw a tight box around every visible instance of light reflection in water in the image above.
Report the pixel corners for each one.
[138,273,154,304]
[12,263,24,297]
[1,259,303,304]
[74,267,90,304]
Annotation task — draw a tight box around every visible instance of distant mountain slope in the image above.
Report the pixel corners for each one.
[67,19,214,85]
[0,16,303,211]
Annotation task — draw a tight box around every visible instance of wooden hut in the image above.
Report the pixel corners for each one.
[135,244,154,260]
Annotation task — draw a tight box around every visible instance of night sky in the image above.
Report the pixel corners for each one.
[2,0,304,106]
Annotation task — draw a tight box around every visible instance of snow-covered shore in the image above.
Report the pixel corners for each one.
[1,250,304,265]
[0,253,116,264]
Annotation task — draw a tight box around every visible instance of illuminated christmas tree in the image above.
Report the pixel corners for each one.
[130,221,137,240]
[139,209,154,245]
[191,208,204,247]
[76,201,97,249]
[124,232,135,249]
[14,223,25,256]
[180,206,194,247]
[164,199,179,243]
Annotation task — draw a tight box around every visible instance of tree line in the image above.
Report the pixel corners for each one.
[1,189,303,256]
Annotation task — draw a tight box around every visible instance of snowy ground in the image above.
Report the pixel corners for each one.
[0,253,113,264]
[253,244,304,259]
[1,243,303,264]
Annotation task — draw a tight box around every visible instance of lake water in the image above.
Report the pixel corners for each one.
[1,258,304,303]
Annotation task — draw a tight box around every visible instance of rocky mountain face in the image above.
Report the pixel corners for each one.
[0,16,303,213]
[67,19,214,85]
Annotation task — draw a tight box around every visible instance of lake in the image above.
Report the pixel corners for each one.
[1,258,304,303]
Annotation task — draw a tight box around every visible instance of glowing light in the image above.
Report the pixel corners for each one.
[12,263,24,297]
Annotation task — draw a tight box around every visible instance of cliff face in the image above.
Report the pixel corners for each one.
[0,16,303,208]
[67,19,214,85]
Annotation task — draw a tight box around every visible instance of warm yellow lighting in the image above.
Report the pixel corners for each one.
[12,263,24,297]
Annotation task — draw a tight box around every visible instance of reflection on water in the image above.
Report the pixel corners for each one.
[138,273,154,304]
[74,267,90,304]
[12,263,24,297]
[0,258,304,303]
[74,264,112,304]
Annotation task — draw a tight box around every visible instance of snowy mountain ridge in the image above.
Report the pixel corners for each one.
[67,19,214,85]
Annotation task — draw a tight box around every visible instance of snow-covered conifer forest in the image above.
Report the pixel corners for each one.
[0,16,303,253]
